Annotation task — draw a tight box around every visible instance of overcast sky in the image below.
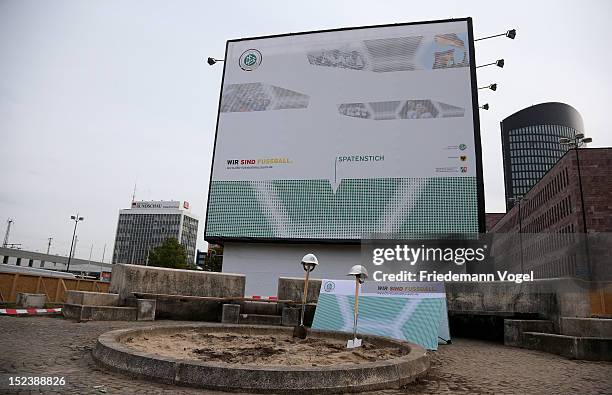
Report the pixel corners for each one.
[1,0,611,260]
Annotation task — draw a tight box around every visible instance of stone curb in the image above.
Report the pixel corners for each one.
[92,323,430,393]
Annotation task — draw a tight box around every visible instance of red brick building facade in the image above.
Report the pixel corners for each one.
[490,148,612,280]
[485,213,505,232]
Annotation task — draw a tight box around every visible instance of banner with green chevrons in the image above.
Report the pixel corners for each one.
[312,280,450,350]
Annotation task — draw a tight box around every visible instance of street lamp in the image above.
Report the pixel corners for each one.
[66,214,84,272]
[560,133,593,278]
[475,29,517,41]
[207,57,224,66]
[478,83,498,91]
[559,134,592,148]
[508,196,528,274]
[477,59,504,69]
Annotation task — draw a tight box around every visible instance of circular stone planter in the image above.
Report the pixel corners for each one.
[92,323,429,394]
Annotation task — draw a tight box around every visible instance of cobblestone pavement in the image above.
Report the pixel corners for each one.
[1,316,610,394]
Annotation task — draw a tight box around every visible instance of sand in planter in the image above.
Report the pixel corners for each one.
[122,329,407,366]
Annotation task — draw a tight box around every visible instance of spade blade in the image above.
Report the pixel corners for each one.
[346,338,362,348]
[293,325,307,339]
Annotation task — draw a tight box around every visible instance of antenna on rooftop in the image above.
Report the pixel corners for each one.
[131,181,137,204]
[3,219,14,248]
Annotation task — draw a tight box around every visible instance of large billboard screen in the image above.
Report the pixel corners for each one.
[205,18,484,242]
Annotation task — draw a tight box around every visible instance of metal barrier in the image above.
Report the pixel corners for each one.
[0,272,109,303]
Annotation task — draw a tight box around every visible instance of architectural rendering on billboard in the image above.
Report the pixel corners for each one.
[205,18,484,242]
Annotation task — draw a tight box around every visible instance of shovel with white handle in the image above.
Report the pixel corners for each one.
[293,253,318,339]
[346,265,368,348]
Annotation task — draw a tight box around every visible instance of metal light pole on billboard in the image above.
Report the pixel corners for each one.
[478,83,498,91]
[476,59,505,69]
[475,29,516,41]
[207,57,224,65]
[66,214,84,272]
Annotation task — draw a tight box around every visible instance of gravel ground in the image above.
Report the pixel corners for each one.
[0,316,611,394]
[124,329,405,366]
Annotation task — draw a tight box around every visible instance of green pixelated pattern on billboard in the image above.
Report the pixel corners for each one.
[206,177,477,239]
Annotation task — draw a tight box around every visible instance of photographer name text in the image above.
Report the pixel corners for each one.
[372,270,534,284]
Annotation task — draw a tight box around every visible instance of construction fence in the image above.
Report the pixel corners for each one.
[0,272,109,304]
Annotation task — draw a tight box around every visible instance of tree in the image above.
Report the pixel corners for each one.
[202,244,223,272]
[148,237,190,269]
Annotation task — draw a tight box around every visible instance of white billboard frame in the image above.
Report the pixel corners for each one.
[204,17,485,244]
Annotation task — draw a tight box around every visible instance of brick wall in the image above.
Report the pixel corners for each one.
[489,148,612,280]
[485,213,505,232]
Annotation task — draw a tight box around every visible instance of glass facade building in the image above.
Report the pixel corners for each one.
[501,102,584,210]
[112,201,198,265]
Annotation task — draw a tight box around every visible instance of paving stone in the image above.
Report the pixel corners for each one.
[0,316,611,394]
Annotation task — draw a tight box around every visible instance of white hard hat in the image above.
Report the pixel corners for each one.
[301,253,319,269]
[347,265,368,278]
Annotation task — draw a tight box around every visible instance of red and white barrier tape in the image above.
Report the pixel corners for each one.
[0,308,62,315]
[250,296,278,301]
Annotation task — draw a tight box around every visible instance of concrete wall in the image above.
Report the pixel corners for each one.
[16,293,46,308]
[65,290,119,306]
[446,278,593,330]
[222,242,361,296]
[131,293,222,321]
[561,317,612,337]
[109,264,245,303]
[277,277,322,303]
[522,332,612,361]
[504,319,555,347]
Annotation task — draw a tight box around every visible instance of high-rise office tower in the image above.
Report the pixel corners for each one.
[501,102,584,210]
[112,201,198,265]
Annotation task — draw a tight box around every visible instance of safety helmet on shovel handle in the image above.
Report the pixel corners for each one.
[347,265,368,284]
[301,253,319,272]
